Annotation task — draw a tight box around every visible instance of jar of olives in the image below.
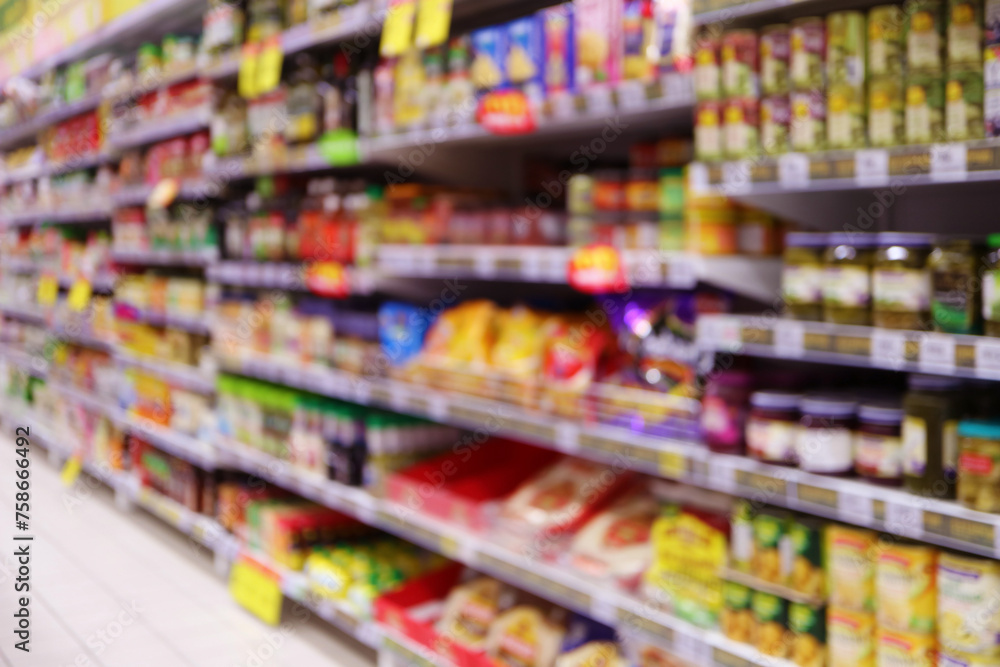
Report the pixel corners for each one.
[957,420,1000,513]
[824,232,875,325]
[782,232,828,321]
[872,232,934,330]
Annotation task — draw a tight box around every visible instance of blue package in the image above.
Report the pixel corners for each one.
[561,612,618,653]
[506,15,546,105]
[378,301,431,366]
[541,4,575,95]
[470,26,507,92]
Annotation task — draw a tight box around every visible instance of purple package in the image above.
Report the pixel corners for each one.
[542,3,575,95]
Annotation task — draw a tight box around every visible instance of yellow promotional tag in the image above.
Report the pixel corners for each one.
[658,451,687,478]
[229,555,283,626]
[256,36,283,96]
[238,42,261,99]
[415,0,453,49]
[61,455,82,487]
[67,280,92,312]
[37,275,58,307]
[380,0,417,56]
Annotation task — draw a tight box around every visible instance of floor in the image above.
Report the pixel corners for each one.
[0,439,376,667]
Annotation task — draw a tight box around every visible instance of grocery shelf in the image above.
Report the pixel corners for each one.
[114,349,216,395]
[50,323,115,352]
[205,142,358,180]
[698,314,1000,381]
[0,303,48,325]
[207,261,309,290]
[220,352,1000,558]
[58,272,117,292]
[0,93,104,151]
[106,109,212,151]
[111,247,219,267]
[0,152,113,186]
[2,204,112,227]
[111,179,217,207]
[133,480,234,552]
[117,308,212,335]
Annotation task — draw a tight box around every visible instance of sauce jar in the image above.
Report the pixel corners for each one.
[746,391,801,464]
[796,395,857,475]
[824,232,875,325]
[983,233,1000,337]
[872,232,934,330]
[957,420,1000,513]
[855,401,905,484]
[930,238,983,334]
[702,370,754,454]
[625,168,659,212]
[902,374,963,498]
[593,170,625,211]
[782,232,828,321]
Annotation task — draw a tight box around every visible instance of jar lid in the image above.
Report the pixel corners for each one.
[828,232,876,247]
[751,390,802,410]
[908,373,963,391]
[859,402,904,424]
[876,232,935,247]
[800,395,857,417]
[785,231,828,247]
[957,420,1000,440]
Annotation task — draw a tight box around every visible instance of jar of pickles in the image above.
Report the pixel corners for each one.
[929,238,982,334]
[747,391,801,464]
[824,232,875,325]
[855,401,905,484]
[872,232,934,330]
[782,232,828,321]
[903,374,963,498]
[983,234,1000,336]
[957,420,1000,513]
[796,395,857,475]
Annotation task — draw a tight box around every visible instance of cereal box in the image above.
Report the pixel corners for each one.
[574,0,623,87]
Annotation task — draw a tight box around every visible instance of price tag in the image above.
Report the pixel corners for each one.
[931,143,968,180]
[414,0,452,49]
[256,35,284,97]
[885,502,923,539]
[567,244,627,294]
[67,280,91,312]
[306,262,350,298]
[317,128,360,166]
[229,555,283,626]
[476,90,536,135]
[699,315,742,350]
[550,92,575,119]
[390,384,408,412]
[773,320,805,357]
[37,274,58,307]
[616,80,645,110]
[721,161,751,194]
[60,454,82,486]
[658,451,686,478]
[584,86,614,115]
[666,257,697,288]
[709,458,737,493]
[380,0,417,56]
[354,381,372,405]
[238,42,261,99]
[838,492,874,525]
[555,422,579,453]
[871,328,907,368]
[919,333,956,369]
[589,596,618,625]
[474,251,496,278]
[855,149,889,185]
[426,394,448,422]
[778,153,810,188]
[975,338,1000,375]
[687,162,709,195]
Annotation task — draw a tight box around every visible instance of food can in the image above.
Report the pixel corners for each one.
[827,11,867,85]
[828,607,876,667]
[761,24,790,95]
[869,5,906,76]
[875,542,937,634]
[791,89,827,151]
[752,591,790,658]
[722,581,753,644]
[948,0,983,67]
[869,76,906,146]
[791,17,826,91]
[827,525,876,611]
[695,100,723,161]
[788,517,825,598]
[987,87,1000,137]
[694,29,721,100]
[947,66,985,140]
[906,73,947,143]
[828,81,867,148]
[907,0,946,73]
[938,552,1000,657]
[722,29,760,98]
[875,627,937,667]
[724,97,760,158]
[790,603,827,667]
[761,94,791,154]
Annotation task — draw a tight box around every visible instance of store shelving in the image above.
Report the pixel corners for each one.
[106,109,212,152]
[111,179,216,207]
[0,93,104,150]
[114,349,216,395]
[111,247,219,267]
[2,204,112,227]
[205,142,358,180]
[207,261,310,290]
[58,272,117,292]
[0,152,113,186]
[0,303,49,325]
[117,308,212,336]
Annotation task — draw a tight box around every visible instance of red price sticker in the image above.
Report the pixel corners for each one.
[567,244,627,294]
[476,90,536,136]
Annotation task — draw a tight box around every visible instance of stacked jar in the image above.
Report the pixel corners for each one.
[946,0,985,140]
[826,11,868,149]
[988,0,1000,136]
[902,374,963,499]
[693,31,723,160]
[781,231,827,320]
[868,6,906,146]
[871,232,935,330]
[823,232,876,325]
[956,420,1000,512]
[905,0,947,144]
[790,17,827,152]
[760,24,791,154]
[722,30,761,159]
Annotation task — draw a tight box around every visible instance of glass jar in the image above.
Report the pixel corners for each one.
[746,391,801,464]
[593,170,625,211]
[872,232,934,330]
[983,233,1000,337]
[930,238,983,334]
[824,232,875,325]
[701,370,754,453]
[625,168,658,212]
[957,420,1000,513]
[902,374,963,498]
[782,232,828,321]
[855,401,905,484]
[796,395,857,475]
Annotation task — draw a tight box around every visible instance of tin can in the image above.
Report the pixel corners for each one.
[753,591,790,658]
[694,29,721,100]
[791,17,826,91]
[761,94,791,153]
[869,5,906,76]
[827,11,867,85]
[905,73,946,143]
[790,603,827,667]
[948,0,983,67]
[761,24,790,95]
[722,29,759,98]
[869,76,906,146]
[946,66,985,140]
[791,89,826,151]
[724,97,760,158]
[907,0,946,73]
[828,81,867,148]
[695,100,723,161]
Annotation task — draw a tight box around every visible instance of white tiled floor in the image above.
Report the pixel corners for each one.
[0,442,377,667]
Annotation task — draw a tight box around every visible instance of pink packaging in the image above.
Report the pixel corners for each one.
[574,0,623,87]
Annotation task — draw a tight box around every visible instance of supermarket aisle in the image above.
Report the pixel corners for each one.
[0,441,375,667]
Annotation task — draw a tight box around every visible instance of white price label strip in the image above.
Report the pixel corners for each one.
[773,320,805,357]
[885,502,923,539]
[701,316,743,350]
[616,81,646,110]
[871,328,907,369]
[976,338,1000,375]
[555,422,580,453]
[919,334,956,369]
[930,143,968,179]
[855,149,889,185]
[709,458,737,493]
[838,492,874,525]
[778,153,810,188]
[687,163,709,195]
[721,161,751,194]
[589,596,619,625]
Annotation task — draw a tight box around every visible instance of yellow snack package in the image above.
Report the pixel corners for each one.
[875,626,936,667]
[875,542,937,635]
[826,525,876,611]
[937,552,1000,657]
[828,607,876,667]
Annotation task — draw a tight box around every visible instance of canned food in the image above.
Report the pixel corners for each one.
[761,94,791,154]
[876,627,937,667]
[724,97,760,158]
[790,603,827,667]
[947,66,985,140]
[791,89,826,151]
[869,5,906,76]
[791,17,826,91]
[695,101,723,161]
[828,81,867,148]
[906,74,946,143]
[827,11,867,85]
[869,76,906,146]
[987,87,1000,137]
[761,24,790,95]
[907,0,946,73]
[828,607,876,667]
[722,29,760,98]
[938,552,1000,656]
[986,45,1000,88]
[948,0,983,67]
[694,29,721,100]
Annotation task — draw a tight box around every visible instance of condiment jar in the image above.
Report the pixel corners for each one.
[983,233,1000,337]
[746,391,801,464]
[593,170,625,211]
[930,238,983,334]
[702,370,754,453]
[855,401,905,484]
[823,232,875,326]
[872,232,934,330]
[625,168,658,212]
[796,395,857,475]
[957,420,1000,513]
[782,232,828,321]
[902,374,963,498]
